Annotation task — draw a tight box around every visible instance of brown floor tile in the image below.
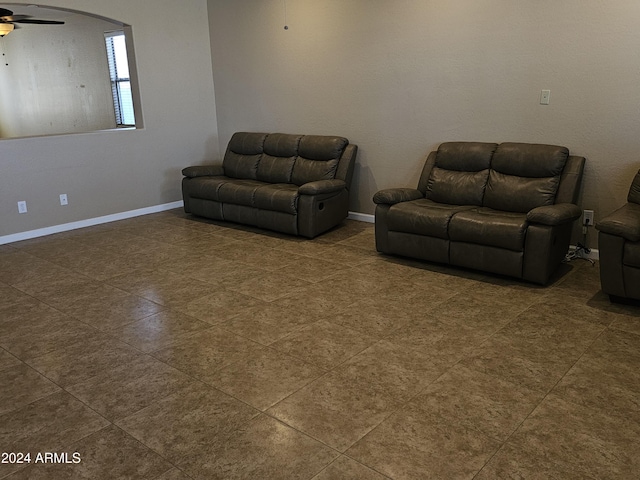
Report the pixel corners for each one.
[0,249,65,285]
[272,283,358,317]
[6,425,174,480]
[61,293,165,333]
[552,261,603,301]
[346,407,500,480]
[0,347,21,372]
[6,212,640,479]
[0,364,61,415]
[116,382,259,464]
[529,294,621,327]
[0,282,32,308]
[462,309,605,392]
[0,297,72,328]
[106,268,214,308]
[65,354,195,420]
[475,442,599,480]
[335,230,376,250]
[177,414,338,480]
[270,320,377,369]
[218,303,312,345]
[0,315,102,361]
[268,371,400,451]
[408,364,543,442]
[335,340,449,402]
[154,468,194,480]
[208,348,326,410]
[227,243,308,271]
[429,291,531,331]
[173,289,266,324]
[11,270,105,311]
[552,329,640,423]
[386,315,492,363]
[329,300,415,337]
[157,252,237,284]
[46,246,138,281]
[109,310,212,353]
[0,391,109,478]
[152,327,265,384]
[227,271,310,302]
[507,394,640,479]
[25,335,142,387]
[276,256,350,284]
[311,455,389,480]
[312,244,377,267]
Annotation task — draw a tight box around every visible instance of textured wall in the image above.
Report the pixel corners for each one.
[0,0,218,238]
[208,0,640,247]
[0,12,117,138]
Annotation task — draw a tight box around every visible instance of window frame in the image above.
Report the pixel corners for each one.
[104,30,135,128]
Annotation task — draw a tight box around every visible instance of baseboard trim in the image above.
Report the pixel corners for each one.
[0,201,184,245]
[348,211,375,223]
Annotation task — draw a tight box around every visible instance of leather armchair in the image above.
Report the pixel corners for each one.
[596,170,640,301]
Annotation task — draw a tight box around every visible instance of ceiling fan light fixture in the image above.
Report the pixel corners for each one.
[0,23,14,36]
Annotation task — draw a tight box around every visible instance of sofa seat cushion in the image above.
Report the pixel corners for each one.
[254,184,299,214]
[449,208,528,251]
[623,242,640,268]
[217,179,264,207]
[387,199,475,239]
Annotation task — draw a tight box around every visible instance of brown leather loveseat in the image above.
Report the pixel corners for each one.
[373,142,585,284]
[182,132,357,238]
[596,170,640,301]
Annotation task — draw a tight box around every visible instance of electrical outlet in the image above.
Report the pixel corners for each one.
[583,209,594,226]
[540,89,551,105]
[59,194,68,206]
[17,201,27,214]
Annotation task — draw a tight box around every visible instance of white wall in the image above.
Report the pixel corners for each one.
[207,0,640,246]
[0,0,218,237]
[0,12,117,138]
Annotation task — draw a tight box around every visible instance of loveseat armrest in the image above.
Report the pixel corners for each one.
[596,203,640,242]
[527,203,581,226]
[182,164,224,178]
[298,179,346,195]
[373,188,423,205]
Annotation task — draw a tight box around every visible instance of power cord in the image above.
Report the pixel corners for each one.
[563,215,595,265]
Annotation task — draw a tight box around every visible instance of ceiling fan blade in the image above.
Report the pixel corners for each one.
[2,15,31,21]
[12,19,65,25]
[0,8,13,17]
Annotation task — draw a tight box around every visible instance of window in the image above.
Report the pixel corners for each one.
[105,31,135,127]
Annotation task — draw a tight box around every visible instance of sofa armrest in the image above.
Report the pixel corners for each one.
[298,179,346,195]
[596,203,640,242]
[527,203,581,226]
[182,164,224,178]
[373,188,423,205]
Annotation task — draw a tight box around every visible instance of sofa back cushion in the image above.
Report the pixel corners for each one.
[424,142,497,205]
[257,133,301,183]
[223,132,267,180]
[483,143,568,212]
[291,135,348,186]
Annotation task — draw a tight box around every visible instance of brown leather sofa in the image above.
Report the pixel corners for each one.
[596,170,640,301]
[374,142,585,284]
[182,132,357,238]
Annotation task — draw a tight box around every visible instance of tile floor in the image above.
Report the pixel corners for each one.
[1,209,640,479]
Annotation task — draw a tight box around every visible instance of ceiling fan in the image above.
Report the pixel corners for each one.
[0,7,65,37]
